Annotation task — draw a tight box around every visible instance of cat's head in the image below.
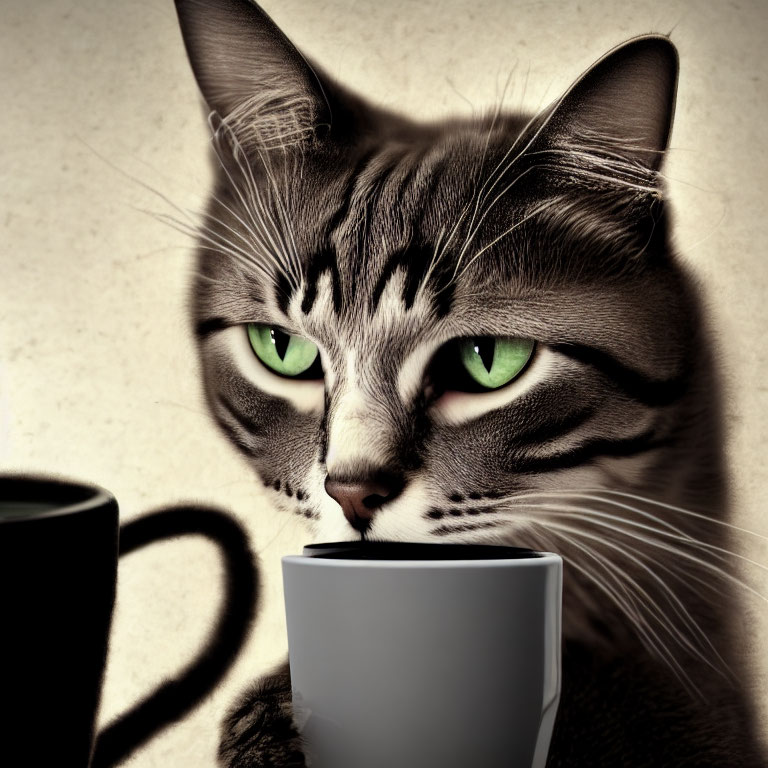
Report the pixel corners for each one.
[175,0,712,550]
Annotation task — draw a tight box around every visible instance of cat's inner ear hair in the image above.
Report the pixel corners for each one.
[526,35,679,174]
[174,0,335,151]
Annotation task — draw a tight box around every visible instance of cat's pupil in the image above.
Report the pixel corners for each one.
[271,328,290,361]
[474,338,495,373]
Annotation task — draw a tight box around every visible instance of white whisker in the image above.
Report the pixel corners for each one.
[524,501,768,578]
[533,525,705,697]
[147,209,276,284]
[209,114,301,290]
[584,489,768,541]
[455,195,558,280]
[537,518,731,686]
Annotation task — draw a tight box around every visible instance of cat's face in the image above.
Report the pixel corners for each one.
[177,1,705,552]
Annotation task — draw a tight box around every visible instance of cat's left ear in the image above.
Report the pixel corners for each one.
[174,0,353,149]
[526,35,678,173]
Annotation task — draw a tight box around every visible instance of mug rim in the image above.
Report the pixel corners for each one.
[283,546,562,569]
[0,473,115,524]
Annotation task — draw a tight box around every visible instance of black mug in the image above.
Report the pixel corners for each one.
[0,474,257,768]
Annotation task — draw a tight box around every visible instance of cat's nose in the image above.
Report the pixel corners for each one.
[324,473,404,532]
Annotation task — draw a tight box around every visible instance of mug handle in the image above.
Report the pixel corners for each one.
[91,505,258,768]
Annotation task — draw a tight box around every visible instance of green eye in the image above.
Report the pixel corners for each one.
[246,324,321,378]
[457,337,534,390]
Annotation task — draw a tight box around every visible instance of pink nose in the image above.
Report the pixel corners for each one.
[324,474,403,532]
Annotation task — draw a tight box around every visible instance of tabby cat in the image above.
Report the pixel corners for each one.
[172,0,767,765]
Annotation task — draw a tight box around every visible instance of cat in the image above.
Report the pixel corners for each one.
[171,0,767,765]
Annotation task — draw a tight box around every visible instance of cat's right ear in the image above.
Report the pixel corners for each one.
[174,0,341,150]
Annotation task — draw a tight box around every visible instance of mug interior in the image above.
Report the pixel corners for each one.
[303,541,542,561]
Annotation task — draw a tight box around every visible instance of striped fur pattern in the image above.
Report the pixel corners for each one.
[172,1,767,765]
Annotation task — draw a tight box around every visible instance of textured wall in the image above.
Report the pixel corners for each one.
[1,0,766,765]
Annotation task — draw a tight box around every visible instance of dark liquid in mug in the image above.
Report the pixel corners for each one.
[304,542,542,561]
[0,501,58,520]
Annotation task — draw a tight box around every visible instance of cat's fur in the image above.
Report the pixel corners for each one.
[172,0,767,765]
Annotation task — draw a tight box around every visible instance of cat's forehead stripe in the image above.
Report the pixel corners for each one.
[369,244,455,319]
[299,248,342,315]
[249,134,480,330]
[340,149,406,248]
[325,148,379,241]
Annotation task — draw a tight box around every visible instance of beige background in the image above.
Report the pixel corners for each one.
[1,0,767,765]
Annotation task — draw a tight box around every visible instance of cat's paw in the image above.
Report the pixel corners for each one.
[218,664,307,768]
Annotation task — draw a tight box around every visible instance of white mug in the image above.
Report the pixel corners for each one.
[282,542,562,768]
